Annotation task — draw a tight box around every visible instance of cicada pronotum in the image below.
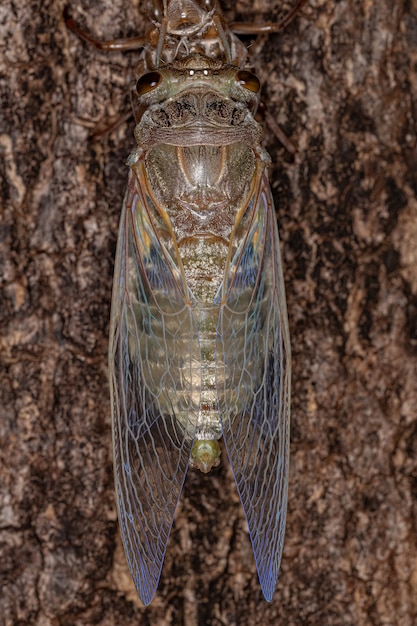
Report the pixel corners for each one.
[66,0,306,606]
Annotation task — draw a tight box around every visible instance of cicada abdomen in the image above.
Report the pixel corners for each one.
[67,0,300,606]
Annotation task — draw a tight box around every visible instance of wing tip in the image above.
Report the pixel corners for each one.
[259,573,278,603]
[132,567,161,607]
[138,587,157,607]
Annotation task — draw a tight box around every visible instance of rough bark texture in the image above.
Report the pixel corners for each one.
[1,0,417,624]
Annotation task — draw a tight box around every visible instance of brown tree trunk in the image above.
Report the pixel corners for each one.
[1,1,416,624]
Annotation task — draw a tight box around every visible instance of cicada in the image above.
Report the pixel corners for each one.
[66,0,304,606]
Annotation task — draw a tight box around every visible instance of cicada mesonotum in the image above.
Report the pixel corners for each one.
[66,0,304,606]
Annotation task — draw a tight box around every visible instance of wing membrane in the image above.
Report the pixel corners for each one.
[217,171,291,601]
[109,171,199,605]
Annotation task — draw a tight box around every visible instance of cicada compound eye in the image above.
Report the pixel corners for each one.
[236,70,261,93]
[136,71,162,95]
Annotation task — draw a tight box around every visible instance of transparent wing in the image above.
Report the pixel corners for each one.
[109,171,199,606]
[217,171,291,602]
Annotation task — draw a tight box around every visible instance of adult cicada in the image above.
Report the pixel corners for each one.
[66,0,304,606]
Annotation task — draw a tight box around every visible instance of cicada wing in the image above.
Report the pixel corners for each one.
[109,172,199,606]
[217,171,291,602]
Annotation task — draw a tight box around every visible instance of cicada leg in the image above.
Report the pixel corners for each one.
[63,6,146,52]
[89,110,134,140]
[63,7,148,137]
[230,0,308,154]
[260,105,297,155]
[230,0,308,35]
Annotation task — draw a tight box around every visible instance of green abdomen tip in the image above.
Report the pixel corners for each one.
[190,440,221,473]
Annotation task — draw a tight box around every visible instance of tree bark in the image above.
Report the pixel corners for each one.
[1,0,416,624]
